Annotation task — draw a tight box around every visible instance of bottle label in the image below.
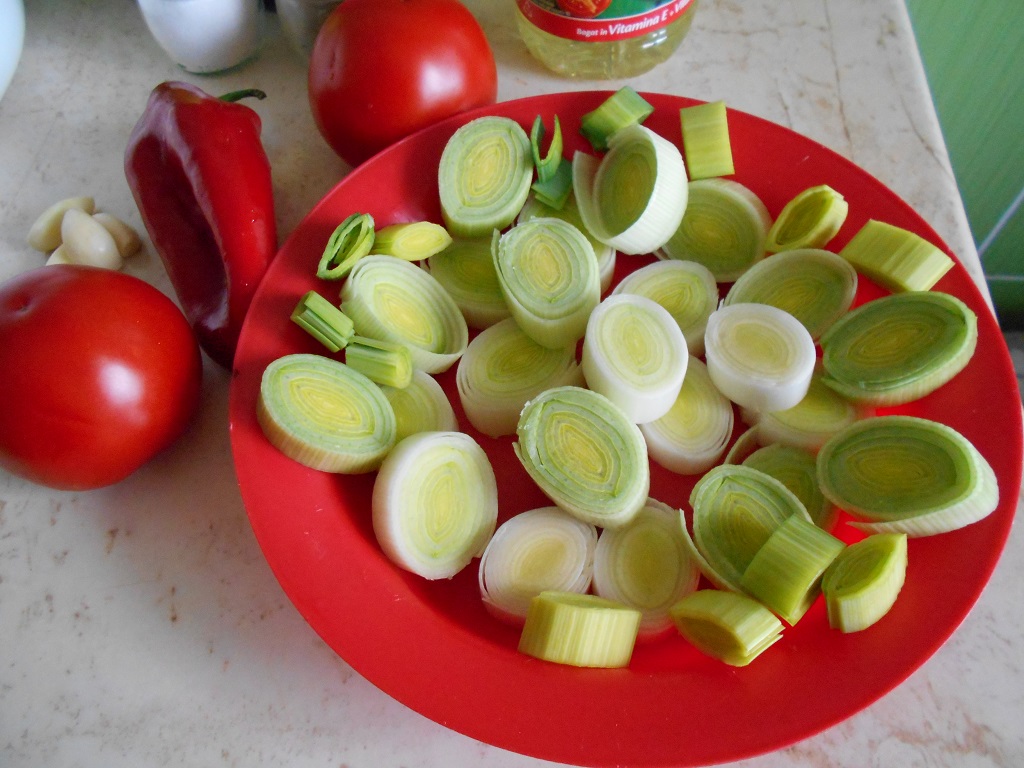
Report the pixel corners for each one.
[516,0,693,42]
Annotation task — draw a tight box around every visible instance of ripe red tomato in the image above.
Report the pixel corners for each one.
[0,265,203,491]
[308,0,498,167]
[556,0,613,18]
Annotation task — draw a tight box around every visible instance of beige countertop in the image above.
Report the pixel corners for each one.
[1,1,1021,766]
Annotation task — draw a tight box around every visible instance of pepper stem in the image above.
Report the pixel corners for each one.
[219,88,267,103]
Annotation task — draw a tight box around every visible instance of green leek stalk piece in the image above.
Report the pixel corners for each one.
[722,248,858,340]
[518,591,642,668]
[370,221,453,261]
[257,353,396,474]
[380,369,458,444]
[739,513,845,625]
[372,431,498,580]
[579,86,655,152]
[456,317,584,438]
[515,386,651,529]
[424,237,511,330]
[741,444,837,531]
[317,212,375,280]
[530,114,563,183]
[592,498,700,637]
[641,357,735,476]
[657,178,771,282]
[765,185,849,252]
[582,294,689,424]
[822,533,908,632]
[531,159,574,211]
[839,219,954,291]
[438,116,534,238]
[344,335,413,389]
[290,290,355,352]
[492,217,601,349]
[478,507,598,625]
[670,589,784,667]
[704,303,817,413]
[340,255,469,374]
[572,123,689,255]
[816,415,999,536]
[679,100,735,180]
[819,291,978,406]
[612,259,719,357]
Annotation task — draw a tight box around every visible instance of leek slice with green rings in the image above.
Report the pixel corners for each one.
[816,415,999,536]
[424,237,511,330]
[257,353,396,474]
[492,217,600,349]
[572,123,689,255]
[722,248,858,340]
[370,221,453,261]
[819,291,978,406]
[641,357,734,476]
[722,425,762,466]
[612,259,718,357]
[822,533,908,633]
[438,115,534,238]
[704,303,817,413]
[381,369,458,444]
[839,219,954,292]
[765,185,849,252]
[340,255,469,374]
[519,591,642,668]
[372,430,498,580]
[581,293,689,424]
[579,86,654,152]
[515,386,650,529]
[670,589,784,667]
[456,317,583,438]
[317,212,375,280]
[656,178,770,282]
[741,444,837,531]
[478,507,597,625]
[679,100,734,180]
[592,498,700,637]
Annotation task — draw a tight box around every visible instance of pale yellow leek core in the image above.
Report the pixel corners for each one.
[518,591,642,668]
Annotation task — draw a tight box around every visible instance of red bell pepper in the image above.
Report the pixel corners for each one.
[124,81,278,369]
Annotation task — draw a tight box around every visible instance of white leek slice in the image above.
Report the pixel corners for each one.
[425,237,511,330]
[592,498,700,637]
[492,217,601,349]
[582,294,689,424]
[742,444,837,531]
[372,431,498,580]
[339,255,469,374]
[722,248,858,340]
[822,533,908,632]
[765,185,848,252]
[722,425,762,466]
[381,369,458,444]
[816,415,999,536]
[640,357,734,475]
[257,354,396,474]
[478,507,597,625]
[519,591,641,668]
[670,589,784,667]
[515,386,650,529]
[572,123,688,255]
[457,317,583,438]
[704,303,816,413]
[371,221,453,261]
[612,259,718,357]
[656,178,771,282]
[438,116,534,238]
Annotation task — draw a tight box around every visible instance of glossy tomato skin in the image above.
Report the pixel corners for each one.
[308,0,497,167]
[0,265,203,491]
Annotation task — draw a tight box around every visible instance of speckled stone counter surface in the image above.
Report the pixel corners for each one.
[1,1,1022,766]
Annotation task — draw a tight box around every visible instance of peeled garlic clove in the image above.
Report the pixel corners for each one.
[93,212,143,258]
[61,208,123,270]
[27,196,96,251]
[45,245,75,266]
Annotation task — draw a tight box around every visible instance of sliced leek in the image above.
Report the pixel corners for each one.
[478,507,597,625]
[579,86,654,152]
[317,212,375,280]
[641,357,735,476]
[679,100,734,180]
[722,425,762,466]
[592,498,700,637]
[290,290,355,352]
[340,255,469,374]
[514,386,650,529]
[582,294,689,424]
[765,185,848,252]
[425,237,511,330]
[381,369,458,444]
[722,248,858,340]
[530,114,563,183]
[257,353,396,474]
[370,221,452,261]
[822,533,908,632]
[656,178,770,282]
[531,158,574,210]
[819,291,978,406]
[344,336,413,389]
[670,589,784,667]
[839,219,954,292]
[518,591,641,668]
[572,123,688,255]
[704,303,817,413]
[372,431,498,580]
[438,116,534,238]
[816,415,999,536]
[492,217,600,349]
[741,444,837,531]
[456,317,583,438]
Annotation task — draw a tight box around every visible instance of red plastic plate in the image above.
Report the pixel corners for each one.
[229,92,1022,767]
